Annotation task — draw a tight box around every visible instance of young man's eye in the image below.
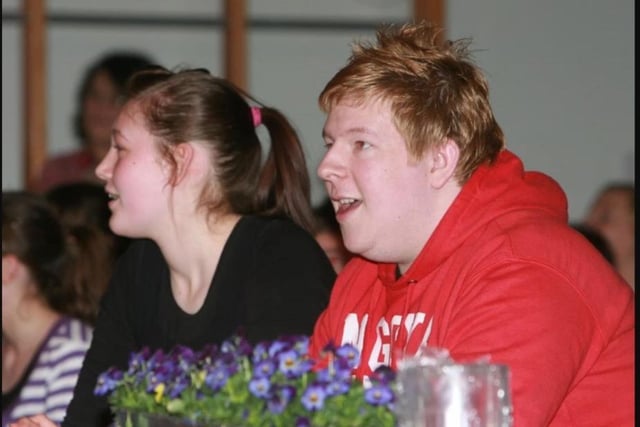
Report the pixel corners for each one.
[355,140,371,150]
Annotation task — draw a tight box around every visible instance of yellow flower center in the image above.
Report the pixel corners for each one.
[154,383,165,403]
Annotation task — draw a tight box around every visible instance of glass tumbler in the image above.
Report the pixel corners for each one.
[395,361,513,427]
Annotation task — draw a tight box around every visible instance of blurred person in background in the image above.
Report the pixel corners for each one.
[35,51,154,192]
[313,198,352,273]
[584,182,635,289]
[570,223,615,266]
[45,182,131,325]
[2,191,93,425]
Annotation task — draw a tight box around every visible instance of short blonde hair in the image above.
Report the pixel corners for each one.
[319,21,504,183]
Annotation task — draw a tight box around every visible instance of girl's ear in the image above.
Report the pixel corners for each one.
[429,138,460,189]
[168,142,195,186]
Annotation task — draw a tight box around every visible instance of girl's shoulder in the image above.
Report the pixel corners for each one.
[238,214,313,242]
[48,317,93,344]
[40,317,93,363]
[114,238,165,272]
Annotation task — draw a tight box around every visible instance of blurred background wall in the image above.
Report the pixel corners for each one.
[2,0,634,221]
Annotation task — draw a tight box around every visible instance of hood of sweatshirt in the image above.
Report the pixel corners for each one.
[377,149,568,287]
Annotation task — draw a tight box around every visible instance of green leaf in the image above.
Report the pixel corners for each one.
[166,399,186,414]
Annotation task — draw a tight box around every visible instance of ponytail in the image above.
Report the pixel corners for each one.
[254,106,315,233]
[129,69,316,233]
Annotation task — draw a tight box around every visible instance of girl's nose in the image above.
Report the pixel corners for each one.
[95,148,114,182]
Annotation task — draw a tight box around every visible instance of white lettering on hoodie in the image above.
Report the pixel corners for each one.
[340,312,434,372]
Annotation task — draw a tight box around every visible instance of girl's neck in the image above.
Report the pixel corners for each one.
[5,304,61,354]
[2,304,61,392]
[159,213,242,314]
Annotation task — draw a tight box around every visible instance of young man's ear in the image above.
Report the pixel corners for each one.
[429,138,460,189]
[168,142,195,186]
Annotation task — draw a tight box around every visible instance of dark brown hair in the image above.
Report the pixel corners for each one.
[123,67,315,232]
[45,182,130,324]
[2,193,69,314]
[2,190,113,324]
[74,51,154,144]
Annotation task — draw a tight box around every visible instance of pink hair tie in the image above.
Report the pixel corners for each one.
[251,106,262,127]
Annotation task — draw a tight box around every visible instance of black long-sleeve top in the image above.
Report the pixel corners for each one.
[62,215,336,426]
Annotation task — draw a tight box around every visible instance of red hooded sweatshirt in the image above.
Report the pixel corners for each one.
[310,150,634,426]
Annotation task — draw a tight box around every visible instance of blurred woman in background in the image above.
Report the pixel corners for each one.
[2,191,93,424]
[36,51,154,192]
[45,182,131,325]
[584,182,635,289]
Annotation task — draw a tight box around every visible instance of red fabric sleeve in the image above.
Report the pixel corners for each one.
[443,261,600,426]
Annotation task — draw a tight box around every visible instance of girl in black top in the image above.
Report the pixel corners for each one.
[11,68,336,427]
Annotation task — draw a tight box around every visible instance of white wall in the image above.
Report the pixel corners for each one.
[2,0,634,221]
[447,0,634,220]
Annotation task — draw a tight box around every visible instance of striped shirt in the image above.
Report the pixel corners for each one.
[2,317,93,426]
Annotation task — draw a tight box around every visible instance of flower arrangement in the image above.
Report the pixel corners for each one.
[94,334,397,427]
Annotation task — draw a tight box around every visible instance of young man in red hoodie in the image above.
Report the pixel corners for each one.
[310,21,635,426]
